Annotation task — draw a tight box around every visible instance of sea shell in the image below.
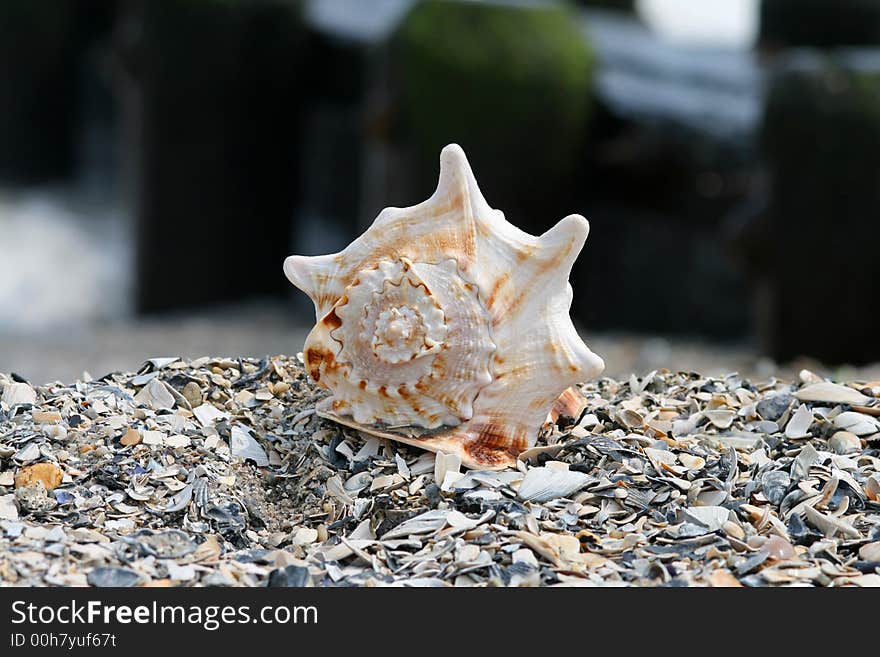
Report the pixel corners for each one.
[793,381,870,406]
[516,466,593,502]
[284,144,604,469]
[784,404,814,439]
[833,411,880,436]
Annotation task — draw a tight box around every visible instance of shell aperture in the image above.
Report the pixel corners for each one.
[284,144,604,469]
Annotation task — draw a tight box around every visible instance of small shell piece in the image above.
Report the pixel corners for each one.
[284,144,604,469]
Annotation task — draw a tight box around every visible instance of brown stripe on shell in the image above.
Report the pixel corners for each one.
[516,244,536,262]
[314,292,339,313]
[488,241,577,325]
[491,362,537,381]
[404,275,432,297]
[353,210,475,276]
[305,347,325,382]
[430,190,466,218]
[305,346,343,386]
[548,386,587,423]
[394,384,424,416]
[485,272,511,310]
[528,396,549,411]
[464,422,527,465]
[426,227,475,261]
[321,308,342,331]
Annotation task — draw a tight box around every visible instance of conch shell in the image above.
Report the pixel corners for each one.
[284,144,603,469]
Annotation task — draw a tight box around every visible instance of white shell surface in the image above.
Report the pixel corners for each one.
[833,411,880,436]
[284,144,604,468]
[516,467,593,502]
[328,257,494,428]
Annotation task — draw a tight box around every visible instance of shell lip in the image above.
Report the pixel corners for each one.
[315,406,516,471]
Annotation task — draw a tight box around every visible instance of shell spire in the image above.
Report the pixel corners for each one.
[433,143,480,222]
[284,143,604,469]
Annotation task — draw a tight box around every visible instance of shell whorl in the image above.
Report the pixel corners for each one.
[284,143,604,469]
[314,257,495,429]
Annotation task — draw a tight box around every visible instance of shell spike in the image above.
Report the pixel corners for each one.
[283,255,316,297]
[569,331,605,380]
[283,253,339,310]
[540,214,590,276]
[434,143,483,210]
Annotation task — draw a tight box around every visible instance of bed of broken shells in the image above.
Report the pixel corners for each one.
[2,356,880,588]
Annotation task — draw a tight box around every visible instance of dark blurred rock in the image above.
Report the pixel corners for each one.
[119,0,307,312]
[0,1,81,182]
[747,51,880,364]
[267,564,310,587]
[293,0,415,258]
[571,9,759,337]
[579,204,752,337]
[386,0,596,235]
[574,0,637,13]
[760,0,880,51]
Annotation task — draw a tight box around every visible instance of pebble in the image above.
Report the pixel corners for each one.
[289,527,319,545]
[14,462,63,491]
[755,393,792,421]
[859,542,880,562]
[120,428,142,446]
[87,567,142,588]
[15,483,57,512]
[762,535,796,560]
[828,431,860,455]
[747,535,767,549]
[182,382,203,407]
[722,520,745,541]
[32,410,62,424]
[267,565,311,587]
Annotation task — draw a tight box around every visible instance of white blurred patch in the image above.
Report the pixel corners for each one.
[638,0,758,48]
[0,189,131,331]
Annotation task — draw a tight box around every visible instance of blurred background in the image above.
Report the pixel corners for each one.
[2,0,879,384]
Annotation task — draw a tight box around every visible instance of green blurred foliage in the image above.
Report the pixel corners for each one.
[393,0,594,225]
